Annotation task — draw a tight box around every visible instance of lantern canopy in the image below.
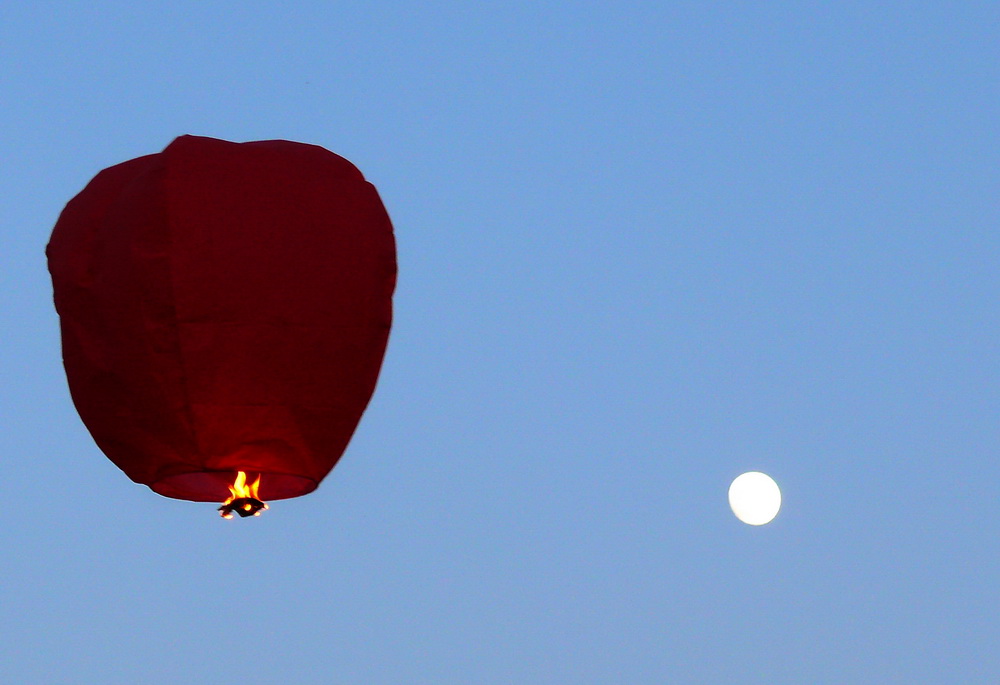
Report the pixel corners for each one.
[47,135,396,504]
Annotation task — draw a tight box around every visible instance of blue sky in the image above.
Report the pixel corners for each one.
[2,2,998,682]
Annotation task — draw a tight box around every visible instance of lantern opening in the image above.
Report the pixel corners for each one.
[218,471,269,519]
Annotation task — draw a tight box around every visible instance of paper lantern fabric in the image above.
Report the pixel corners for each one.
[47,135,396,502]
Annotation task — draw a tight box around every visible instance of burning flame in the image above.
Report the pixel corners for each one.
[219,471,269,519]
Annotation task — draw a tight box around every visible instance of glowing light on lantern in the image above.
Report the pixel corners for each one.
[218,471,268,519]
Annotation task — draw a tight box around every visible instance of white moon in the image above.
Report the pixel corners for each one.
[728,472,781,525]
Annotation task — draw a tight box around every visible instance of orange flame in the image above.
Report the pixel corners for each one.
[219,471,269,519]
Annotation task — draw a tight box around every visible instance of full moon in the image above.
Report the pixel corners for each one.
[728,472,781,525]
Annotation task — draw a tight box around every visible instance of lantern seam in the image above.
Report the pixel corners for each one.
[160,145,204,477]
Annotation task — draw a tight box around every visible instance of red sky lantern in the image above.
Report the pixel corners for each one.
[47,135,396,517]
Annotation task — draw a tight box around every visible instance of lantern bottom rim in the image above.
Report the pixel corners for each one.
[150,471,319,502]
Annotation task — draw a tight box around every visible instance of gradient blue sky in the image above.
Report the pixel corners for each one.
[2,2,998,683]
